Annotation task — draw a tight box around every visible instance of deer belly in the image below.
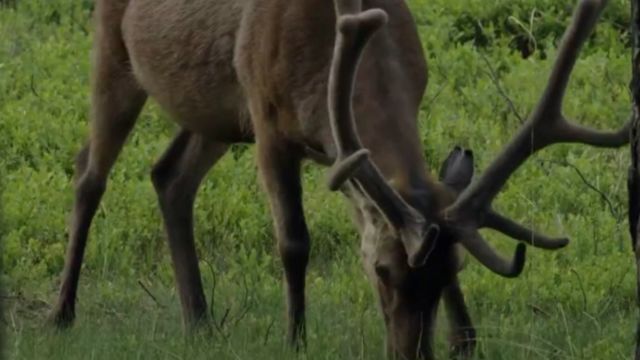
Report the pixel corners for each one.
[121,0,251,140]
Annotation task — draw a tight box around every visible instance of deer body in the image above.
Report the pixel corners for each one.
[121,0,249,140]
[51,0,627,359]
[122,0,429,176]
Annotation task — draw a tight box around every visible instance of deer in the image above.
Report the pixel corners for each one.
[48,0,628,358]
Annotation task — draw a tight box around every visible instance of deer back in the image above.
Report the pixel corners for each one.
[234,0,431,190]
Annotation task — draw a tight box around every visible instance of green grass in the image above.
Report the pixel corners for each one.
[0,0,637,358]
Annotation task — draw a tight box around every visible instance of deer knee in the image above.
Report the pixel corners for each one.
[279,240,310,271]
[74,144,90,179]
[151,170,195,211]
[75,172,106,209]
[150,162,172,195]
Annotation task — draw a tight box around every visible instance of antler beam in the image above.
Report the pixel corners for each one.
[326,9,439,267]
[445,0,627,263]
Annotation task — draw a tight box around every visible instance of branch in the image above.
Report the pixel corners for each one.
[137,280,164,308]
[478,50,524,124]
[539,158,621,221]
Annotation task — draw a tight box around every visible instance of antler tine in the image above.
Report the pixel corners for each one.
[438,146,568,250]
[538,0,609,112]
[326,9,388,192]
[456,229,527,278]
[326,8,439,267]
[483,210,569,249]
[447,0,624,219]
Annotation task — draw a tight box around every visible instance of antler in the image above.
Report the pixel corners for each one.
[326,8,439,267]
[440,146,570,250]
[444,0,628,273]
[438,146,527,276]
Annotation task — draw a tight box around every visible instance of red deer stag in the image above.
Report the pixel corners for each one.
[50,0,627,358]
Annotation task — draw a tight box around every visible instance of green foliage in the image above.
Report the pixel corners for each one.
[0,0,636,359]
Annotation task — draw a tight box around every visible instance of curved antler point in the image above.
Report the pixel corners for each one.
[557,237,570,248]
[510,243,527,278]
[337,8,388,34]
[326,149,370,191]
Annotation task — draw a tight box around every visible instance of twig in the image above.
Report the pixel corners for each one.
[137,280,164,308]
[423,80,447,114]
[478,51,525,124]
[570,269,588,313]
[203,258,217,319]
[202,258,230,340]
[596,268,630,317]
[540,159,621,221]
[527,303,550,318]
[219,308,231,329]
[231,274,252,327]
[69,7,89,36]
[506,9,540,55]
[263,318,276,345]
[30,74,39,98]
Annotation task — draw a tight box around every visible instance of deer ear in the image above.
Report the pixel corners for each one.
[439,146,474,193]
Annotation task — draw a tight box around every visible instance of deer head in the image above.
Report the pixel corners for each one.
[327,0,627,357]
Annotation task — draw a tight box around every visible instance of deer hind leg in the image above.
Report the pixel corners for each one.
[150,130,228,328]
[250,103,310,349]
[50,18,147,327]
[443,277,476,359]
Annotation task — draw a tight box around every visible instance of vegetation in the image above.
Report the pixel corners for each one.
[0,0,636,358]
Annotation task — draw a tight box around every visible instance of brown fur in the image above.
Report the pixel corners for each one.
[49,0,625,359]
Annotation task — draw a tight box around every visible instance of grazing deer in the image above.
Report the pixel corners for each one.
[50,0,627,358]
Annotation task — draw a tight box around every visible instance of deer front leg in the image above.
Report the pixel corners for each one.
[256,136,310,349]
[151,130,228,328]
[443,278,476,359]
[50,38,147,327]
